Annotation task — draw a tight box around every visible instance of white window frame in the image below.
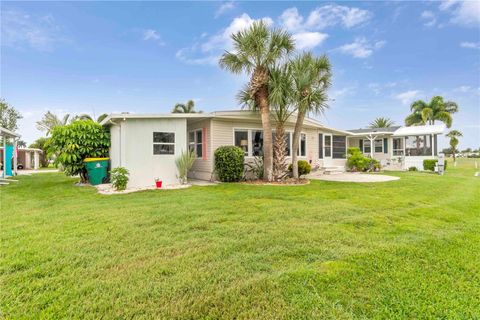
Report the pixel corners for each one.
[188,129,203,158]
[153,132,175,155]
[324,134,332,158]
[362,139,371,154]
[297,132,307,157]
[233,128,296,158]
[392,137,404,156]
[374,139,383,153]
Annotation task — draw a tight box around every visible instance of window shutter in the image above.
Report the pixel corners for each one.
[383,138,388,154]
[318,134,323,159]
[359,139,363,152]
[202,127,207,160]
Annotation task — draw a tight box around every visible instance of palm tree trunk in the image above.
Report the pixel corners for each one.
[256,85,273,181]
[291,110,306,179]
[273,123,287,180]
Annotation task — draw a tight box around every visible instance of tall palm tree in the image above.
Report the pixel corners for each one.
[446,130,463,162]
[369,117,394,128]
[405,96,458,128]
[172,100,200,113]
[290,53,331,179]
[36,111,71,135]
[219,21,294,181]
[237,65,295,180]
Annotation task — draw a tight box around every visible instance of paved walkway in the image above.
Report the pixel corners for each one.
[307,172,400,183]
[0,169,58,176]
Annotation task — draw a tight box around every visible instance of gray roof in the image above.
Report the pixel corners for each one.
[348,126,401,134]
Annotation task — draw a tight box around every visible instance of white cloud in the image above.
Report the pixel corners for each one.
[1,10,67,51]
[454,85,471,93]
[215,1,236,18]
[142,29,165,45]
[279,7,304,32]
[292,32,328,50]
[460,41,480,49]
[337,37,386,58]
[395,90,421,105]
[421,10,437,27]
[439,0,480,27]
[176,13,273,65]
[305,4,373,29]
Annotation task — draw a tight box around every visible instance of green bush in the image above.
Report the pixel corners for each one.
[346,147,380,172]
[408,166,418,171]
[47,120,110,183]
[214,146,245,182]
[423,159,436,171]
[110,167,129,191]
[288,160,312,176]
[244,156,264,180]
[423,159,448,171]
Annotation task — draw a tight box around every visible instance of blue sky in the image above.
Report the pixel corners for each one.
[1,1,479,149]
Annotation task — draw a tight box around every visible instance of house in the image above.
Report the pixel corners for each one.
[0,147,43,171]
[100,111,445,188]
[347,124,446,170]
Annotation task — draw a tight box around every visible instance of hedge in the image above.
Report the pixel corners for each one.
[423,159,448,171]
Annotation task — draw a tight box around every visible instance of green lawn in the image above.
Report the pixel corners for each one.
[1,159,479,319]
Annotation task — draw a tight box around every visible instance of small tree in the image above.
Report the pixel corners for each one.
[446,130,462,162]
[47,120,110,183]
[0,99,22,132]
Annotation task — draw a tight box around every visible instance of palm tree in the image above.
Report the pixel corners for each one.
[36,111,71,135]
[71,113,109,123]
[237,64,295,180]
[172,100,200,113]
[289,53,331,179]
[446,130,463,162]
[369,117,394,128]
[219,21,294,181]
[405,96,458,128]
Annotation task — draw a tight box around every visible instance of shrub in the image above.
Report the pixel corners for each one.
[110,167,129,191]
[408,166,418,171]
[423,159,436,171]
[214,146,244,182]
[47,120,110,182]
[347,147,369,172]
[175,150,196,184]
[288,160,312,176]
[423,159,449,172]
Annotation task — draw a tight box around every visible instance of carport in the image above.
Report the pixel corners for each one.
[1,126,21,178]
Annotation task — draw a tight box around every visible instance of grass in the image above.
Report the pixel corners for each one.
[1,159,479,319]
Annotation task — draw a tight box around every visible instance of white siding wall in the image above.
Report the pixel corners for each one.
[111,118,187,188]
[109,124,121,168]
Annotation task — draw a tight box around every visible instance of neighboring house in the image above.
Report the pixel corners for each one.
[100,111,445,188]
[347,124,446,170]
[0,147,43,170]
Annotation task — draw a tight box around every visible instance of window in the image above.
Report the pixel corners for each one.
[298,133,306,157]
[234,130,249,156]
[324,135,332,157]
[374,139,383,153]
[332,135,346,159]
[153,132,175,155]
[251,130,264,156]
[393,138,404,156]
[188,129,203,158]
[405,135,432,156]
[363,139,371,154]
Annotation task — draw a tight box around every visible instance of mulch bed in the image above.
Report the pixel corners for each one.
[241,178,310,186]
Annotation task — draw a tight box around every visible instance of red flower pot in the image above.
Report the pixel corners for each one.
[155,181,162,188]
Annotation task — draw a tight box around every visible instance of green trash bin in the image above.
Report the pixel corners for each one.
[84,158,109,185]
